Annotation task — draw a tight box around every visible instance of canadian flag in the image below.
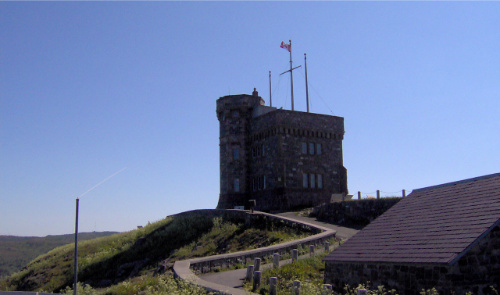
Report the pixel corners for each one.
[280,41,291,52]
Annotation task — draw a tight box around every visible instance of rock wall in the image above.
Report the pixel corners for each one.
[311,198,402,228]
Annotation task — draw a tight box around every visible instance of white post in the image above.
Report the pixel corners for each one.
[246,265,254,282]
[253,271,261,292]
[273,253,280,268]
[269,277,278,295]
[254,257,261,272]
[322,284,333,295]
[292,280,301,295]
[292,249,298,262]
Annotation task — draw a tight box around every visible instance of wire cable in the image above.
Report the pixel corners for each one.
[297,70,335,116]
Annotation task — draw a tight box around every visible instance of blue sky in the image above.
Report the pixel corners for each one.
[1,2,499,236]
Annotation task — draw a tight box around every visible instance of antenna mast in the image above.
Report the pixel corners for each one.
[280,39,301,111]
[269,71,272,107]
[305,53,309,113]
[289,40,294,110]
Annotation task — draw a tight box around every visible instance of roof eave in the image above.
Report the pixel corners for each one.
[449,218,500,266]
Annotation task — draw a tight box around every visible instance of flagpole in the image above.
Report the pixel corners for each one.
[74,198,79,295]
[305,53,309,113]
[269,70,272,107]
[289,39,294,111]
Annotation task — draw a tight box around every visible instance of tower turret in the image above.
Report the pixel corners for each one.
[216,90,264,209]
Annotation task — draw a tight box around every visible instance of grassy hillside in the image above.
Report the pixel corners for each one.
[1,211,312,294]
[0,232,117,278]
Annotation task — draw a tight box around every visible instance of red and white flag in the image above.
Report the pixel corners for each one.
[280,41,291,52]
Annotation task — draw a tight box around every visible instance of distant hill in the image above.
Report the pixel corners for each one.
[0,232,118,278]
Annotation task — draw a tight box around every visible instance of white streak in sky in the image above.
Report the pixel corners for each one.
[77,167,127,199]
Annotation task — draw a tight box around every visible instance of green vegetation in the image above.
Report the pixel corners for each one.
[172,216,309,260]
[1,212,312,293]
[0,232,117,278]
[245,247,334,295]
[245,245,499,295]
[60,274,212,295]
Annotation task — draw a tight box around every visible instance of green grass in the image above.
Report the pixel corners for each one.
[171,217,308,260]
[0,232,117,278]
[245,248,402,295]
[60,273,213,295]
[245,250,331,295]
[1,212,313,293]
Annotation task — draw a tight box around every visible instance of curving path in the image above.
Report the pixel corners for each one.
[276,212,359,240]
[195,212,359,293]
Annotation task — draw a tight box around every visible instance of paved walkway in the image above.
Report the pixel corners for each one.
[276,212,359,240]
[199,213,359,290]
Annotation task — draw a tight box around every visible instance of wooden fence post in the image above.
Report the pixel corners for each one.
[253,271,261,292]
[269,277,277,295]
[322,284,333,295]
[254,258,261,271]
[292,280,301,295]
[246,265,254,282]
[292,249,298,262]
[273,253,279,268]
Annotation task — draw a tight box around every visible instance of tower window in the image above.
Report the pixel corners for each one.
[317,174,323,189]
[233,148,239,160]
[310,174,316,189]
[234,179,240,192]
[303,173,308,188]
[316,143,322,155]
[301,142,307,154]
[309,143,315,155]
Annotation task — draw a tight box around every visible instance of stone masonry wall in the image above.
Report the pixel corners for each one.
[324,224,500,295]
[312,198,402,228]
[248,109,347,211]
[216,94,264,209]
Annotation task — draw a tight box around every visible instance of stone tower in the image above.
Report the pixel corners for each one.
[216,89,347,212]
[216,89,264,208]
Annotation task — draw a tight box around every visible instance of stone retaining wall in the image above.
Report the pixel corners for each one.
[311,198,401,228]
[173,209,336,295]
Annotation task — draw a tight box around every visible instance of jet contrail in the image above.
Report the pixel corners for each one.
[77,167,127,199]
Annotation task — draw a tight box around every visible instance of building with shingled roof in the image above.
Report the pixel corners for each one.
[324,173,500,295]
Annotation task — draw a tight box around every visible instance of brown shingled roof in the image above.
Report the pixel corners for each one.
[324,173,500,264]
